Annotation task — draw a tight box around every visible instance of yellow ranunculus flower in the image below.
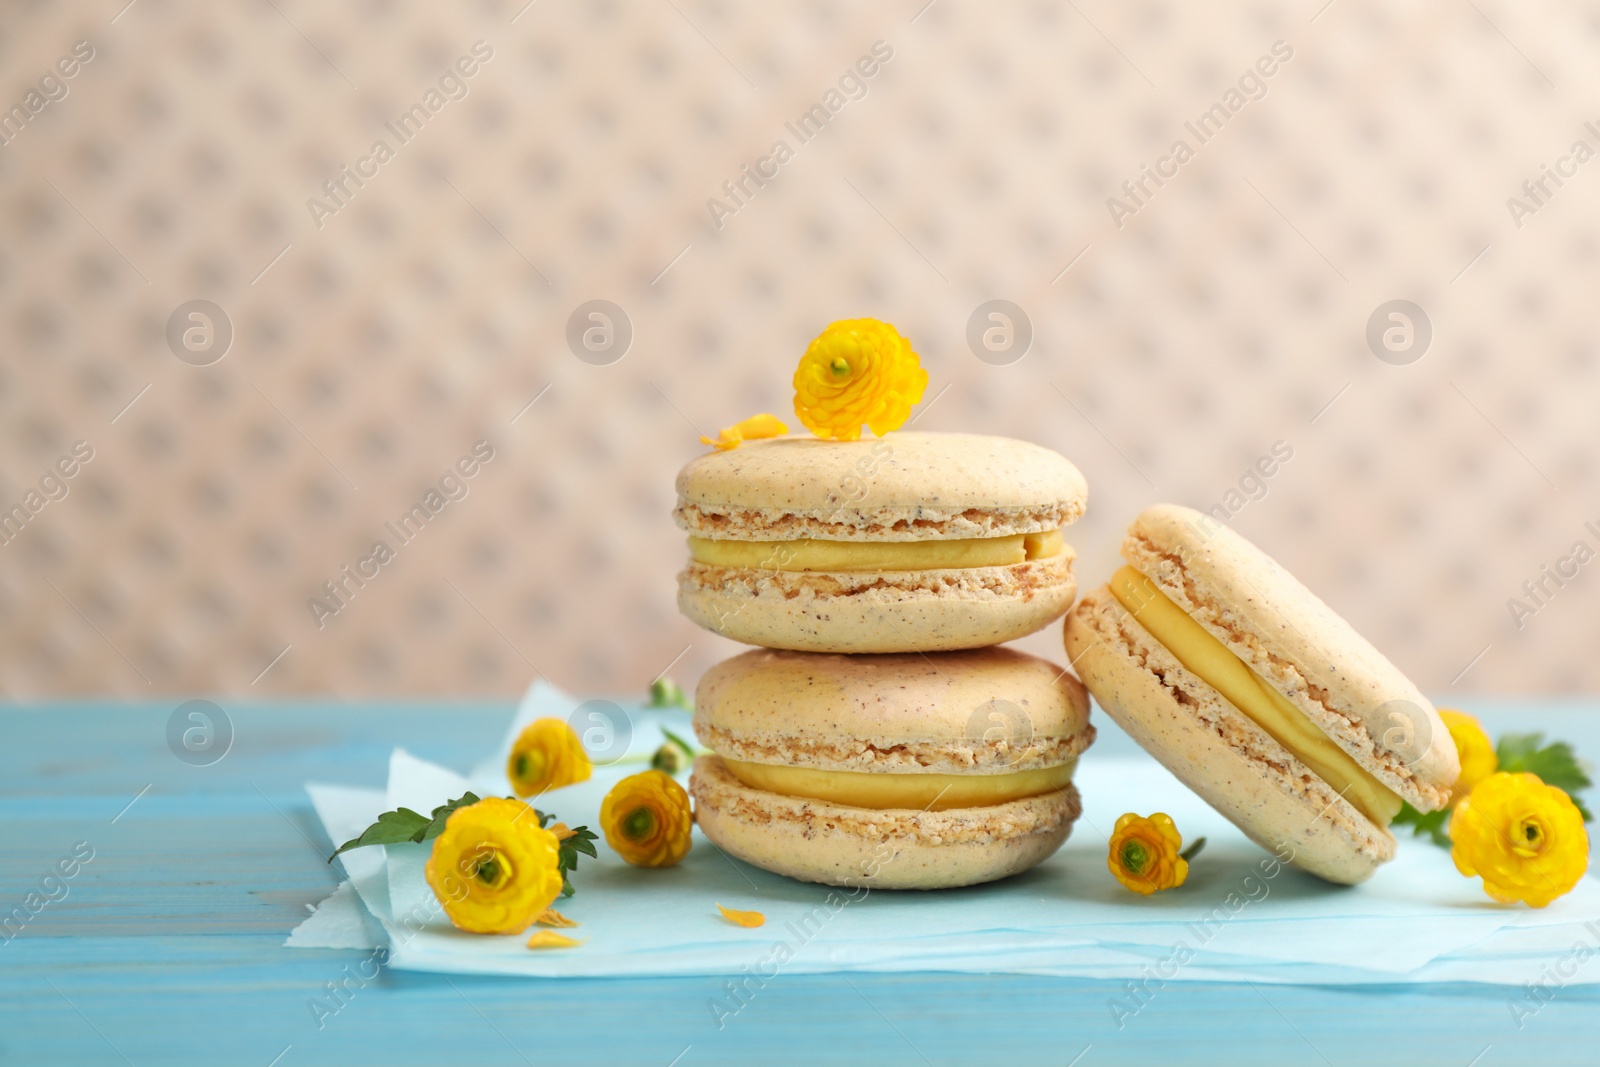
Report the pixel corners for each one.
[701,412,788,451]
[1438,709,1497,807]
[507,718,592,798]
[1107,812,1190,895]
[1450,772,1588,908]
[600,770,693,868]
[792,318,928,441]
[424,797,564,934]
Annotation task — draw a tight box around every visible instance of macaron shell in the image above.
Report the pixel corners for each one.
[690,755,1081,890]
[1066,587,1394,885]
[694,646,1093,775]
[1124,504,1458,811]
[675,433,1087,542]
[678,556,1077,654]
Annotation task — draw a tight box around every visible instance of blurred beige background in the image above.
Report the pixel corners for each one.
[3,0,1597,699]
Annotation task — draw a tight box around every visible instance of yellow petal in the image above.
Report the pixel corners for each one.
[701,413,787,452]
[548,822,578,842]
[535,908,579,927]
[525,930,585,949]
[717,904,766,928]
[729,413,787,440]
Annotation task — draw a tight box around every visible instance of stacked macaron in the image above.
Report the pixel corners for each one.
[675,433,1085,652]
[677,432,1095,889]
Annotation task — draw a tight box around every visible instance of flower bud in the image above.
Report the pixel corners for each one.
[648,677,691,711]
[651,742,687,775]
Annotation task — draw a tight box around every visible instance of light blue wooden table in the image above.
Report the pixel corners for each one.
[4,699,1597,1066]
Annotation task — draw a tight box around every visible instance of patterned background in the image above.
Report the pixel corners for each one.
[4,0,1598,699]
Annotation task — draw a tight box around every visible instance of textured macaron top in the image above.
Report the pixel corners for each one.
[693,646,1093,775]
[674,432,1087,541]
[1121,504,1458,809]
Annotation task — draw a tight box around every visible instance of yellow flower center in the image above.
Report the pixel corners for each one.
[829,357,851,377]
[621,806,657,841]
[1513,816,1547,858]
[1119,838,1150,874]
[514,751,546,782]
[471,848,514,890]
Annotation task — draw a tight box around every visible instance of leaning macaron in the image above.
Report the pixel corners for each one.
[1064,504,1459,885]
[688,646,1094,889]
[674,432,1087,653]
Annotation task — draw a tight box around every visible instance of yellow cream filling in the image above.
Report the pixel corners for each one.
[722,757,1077,812]
[689,529,1064,572]
[1109,566,1402,828]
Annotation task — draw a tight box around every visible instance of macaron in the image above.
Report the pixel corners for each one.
[1064,504,1459,884]
[674,432,1087,653]
[688,646,1095,889]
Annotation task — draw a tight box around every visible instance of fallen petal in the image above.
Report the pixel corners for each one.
[717,903,766,928]
[525,930,584,949]
[535,908,579,927]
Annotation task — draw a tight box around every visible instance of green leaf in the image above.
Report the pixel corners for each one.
[1495,733,1593,821]
[554,826,599,898]
[329,807,431,861]
[417,792,481,842]
[1496,733,1593,791]
[1392,802,1451,847]
[558,828,600,871]
[661,727,695,756]
[327,791,480,861]
[566,828,599,861]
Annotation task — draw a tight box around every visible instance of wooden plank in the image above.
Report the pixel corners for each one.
[5,700,1598,1065]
